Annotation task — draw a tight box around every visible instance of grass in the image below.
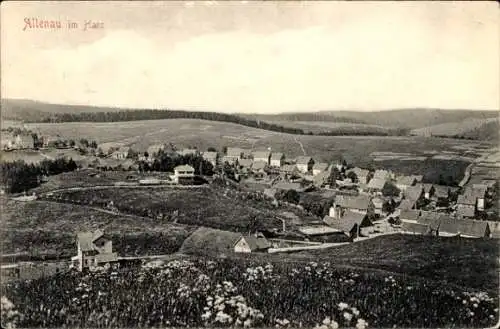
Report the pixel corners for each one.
[1,197,194,260]
[295,234,500,293]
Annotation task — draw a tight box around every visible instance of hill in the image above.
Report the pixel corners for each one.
[247,108,499,129]
[410,117,499,141]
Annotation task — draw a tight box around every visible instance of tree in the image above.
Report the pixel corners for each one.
[222,146,228,155]
[69,139,76,147]
[276,189,300,204]
[79,138,89,148]
[207,147,217,152]
[382,199,396,214]
[328,167,341,187]
[127,148,139,160]
[382,182,401,197]
[346,171,358,183]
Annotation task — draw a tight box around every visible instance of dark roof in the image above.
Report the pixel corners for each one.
[326,211,370,233]
[335,195,371,210]
[402,222,429,234]
[456,205,475,218]
[457,194,476,206]
[400,209,420,221]
[433,185,450,198]
[397,199,414,211]
[439,219,490,238]
[296,156,313,165]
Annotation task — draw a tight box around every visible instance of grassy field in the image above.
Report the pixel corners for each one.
[268,120,392,135]
[43,186,287,233]
[1,197,195,259]
[411,117,499,138]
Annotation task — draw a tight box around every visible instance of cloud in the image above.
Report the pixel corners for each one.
[2,6,498,113]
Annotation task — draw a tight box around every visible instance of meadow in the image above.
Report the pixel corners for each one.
[1,197,194,260]
[2,256,498,328]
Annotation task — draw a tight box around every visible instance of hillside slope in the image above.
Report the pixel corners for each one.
[411,117,499,140]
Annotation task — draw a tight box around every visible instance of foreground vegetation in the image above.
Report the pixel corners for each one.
[2,257,498,328]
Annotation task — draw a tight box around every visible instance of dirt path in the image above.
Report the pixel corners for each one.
[293,136,306,155]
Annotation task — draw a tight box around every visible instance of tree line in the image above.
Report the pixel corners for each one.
[137,151,214,176]
[1,158,78,193]
[26,109,412,137]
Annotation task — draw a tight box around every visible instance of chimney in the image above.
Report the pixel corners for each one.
[329,203,336,218]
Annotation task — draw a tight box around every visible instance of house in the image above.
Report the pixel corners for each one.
[395,175,416,192]
[313,168,332,188]
[296,156,314,173]
[401,221,430,235]
[323,210,372,240]
[178,148,198,157]
[111,146,130,160]
[373,169,392,181]
[371,197,385,216]
[251,161,268,173]
[233,235,271,253]
[417,212,442,235]
[422,184,435,199]
[432,185,452,203]
[270,152,285,167]
[399,209,421,222]
[202,151,218,167]
[456,193,476,213]
[280,164,299,176]
[171,164,195,184]
[98,142,124,156]
[237,159,253,171]
[297,225,349,243]
[470,185,487,211]
[12,135,34,149]
[222,155,238,165]
[330,195,374,216]
[147,144,165,159]
[438,218,491,238]
[404,185,424,206]
[71,230,118,271]
[0,132,15,149]
[366,178,387,195]
[347,167,370,184]
[397,199,415,211]
[225,147,245,163]
[252,150,271,165]
[312,163,329,176]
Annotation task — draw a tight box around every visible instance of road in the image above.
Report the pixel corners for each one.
[293,136,307,156]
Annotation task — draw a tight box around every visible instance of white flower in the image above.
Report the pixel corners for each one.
[351,307,360,316]
[338,302,349,310]
[343,312,353,322]
[473,303,478,308]
[323,317,331,325]
[356,318,368,329]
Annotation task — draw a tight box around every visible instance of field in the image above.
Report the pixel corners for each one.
[42,186,288,233]
[269,121,392,135]
[2,252,498,328]
[411,117,499,138]
[1,197,194,259]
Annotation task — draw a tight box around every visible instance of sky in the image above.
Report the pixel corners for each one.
[1,1,499,113]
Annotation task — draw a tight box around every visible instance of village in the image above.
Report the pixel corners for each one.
[2,126,499,275]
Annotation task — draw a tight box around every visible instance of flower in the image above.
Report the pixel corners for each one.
[338,302,349,310]
[356,318,369,329]
[343,312,353,322]
[351,307,360,316]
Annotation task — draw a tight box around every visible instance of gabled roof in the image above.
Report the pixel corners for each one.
[270,152,285,160]
[298,225,342,236]
[422,184,434,193]
[456,205,475,218]
[397,199,414,211]
[367,178,386,190]
[147,144,164,155]
[226,147,243,157]
[417,212,441,230]
[457,194,476,206]
[373,169,391,179]
[335,195,371,210]
[280,164,298,173]
[326,211,370,233]
[174,164,195,172]
[400,209,420,221]
[296,156,313,165]
[238,159,253,168]
[236,236,271,251]
[348,167,369,178]
[396,176,416,187]
[273,181,302,191]
[402,222,429,234]
[313,163,329,171]
[77,230,106,252]
[252,161,267,171]
[404,185,423,202]
[439,218,489,237]
[433,185,451,198]
[252,150,271,159]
